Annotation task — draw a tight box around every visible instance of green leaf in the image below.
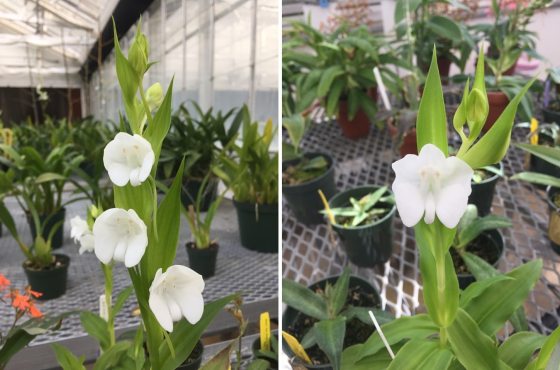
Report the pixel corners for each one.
[461,258,542,336]
[453,78,469,139]
[93,341,131,370]
[247,359,270,370]
[52,344,86,370]
[199,340,234,370]
[387,339,453,370]
[144,79,174,167]
[112,286,134,317]
[516,143,560,168]
[526,325,560,370]
[80,311,111,351]
[113,181,153,226]
[282,114,307,151]
[457,216,511,249]
[459,275,513,308]
[326,78,345,117]
[313,317,346,370]
[447,309,500,370]
[510,172,560,187]
[35,172,66,184]
[328,268,350,317]
[416,46,448,155]
[461,78,535,169]
[498,332,546,369]
[282,278,328,321]
[159,294,237,370]
[426,16,462,41]
[317,66,344,98]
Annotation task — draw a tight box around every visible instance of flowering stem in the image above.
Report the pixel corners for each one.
[102,263,115,347]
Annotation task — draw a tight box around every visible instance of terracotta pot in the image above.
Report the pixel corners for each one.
[483,91,509,132]
[367,87,378,103]
[438,57,452,85]
[337,100,371,140]
[399,129,418,157]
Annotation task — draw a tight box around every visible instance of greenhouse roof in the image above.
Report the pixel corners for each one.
[0,0,119,88]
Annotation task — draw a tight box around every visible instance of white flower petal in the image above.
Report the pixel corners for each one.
[174,287,204,325]
[124,235,147,267]
[70,216,90,242]
[392,181,424,227]
[149,293,174,332]
[423,193,436,224]
[103,133,154,187]
[419,143,446,166]
[392,154,421,183]
[168,300,183,322]
[78,234,95,254]
[436,183,472,228]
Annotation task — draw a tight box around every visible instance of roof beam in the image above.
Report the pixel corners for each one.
[37,0,97,32]
[0,33,95,46]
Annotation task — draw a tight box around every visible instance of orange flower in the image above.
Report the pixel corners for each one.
[25,287,42,299]
[0,274,10,291]
[11,290,30,311]
[28,302,43,318]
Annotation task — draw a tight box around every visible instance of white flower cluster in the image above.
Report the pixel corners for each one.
[70,133,204,332]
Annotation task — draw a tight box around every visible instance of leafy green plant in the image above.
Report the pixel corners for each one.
[213,106,277,205]
[282,269,391,370]
[511,143,560,188]
[159,102,242,181]
[544,67,560,113]
[320,186,394,227]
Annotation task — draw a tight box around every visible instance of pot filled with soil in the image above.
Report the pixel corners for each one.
[182,177,218,213]
[483,91,509,132]
[186,242,219,278]
[337,100,371,140]
[283,276,382,369]
[282,152,337,225]
[451,229,504,290]
[399,128,418,157]
[543,107,560,125]
[468,163,502,216]
[23,254,70,300]
[547,187,560,254]
[251,334,279,369]
[233,201,278,253]
[27,207,66,250]
[327,186,396,267]
[529,133,560,179]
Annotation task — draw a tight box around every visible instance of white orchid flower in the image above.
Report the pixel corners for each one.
[280,352,293,370]
[93,208,148,267]
[103,133,155,187]
[149,265,205,332]
[70,216,94,254]
[391,144,473,229]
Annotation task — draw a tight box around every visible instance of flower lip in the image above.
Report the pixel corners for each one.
[103,132,155,187]
[327,185,397,230]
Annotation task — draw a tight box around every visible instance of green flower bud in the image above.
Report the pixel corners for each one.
[466,87,489,139]
[146,83,163,111]
[128,33,149,75]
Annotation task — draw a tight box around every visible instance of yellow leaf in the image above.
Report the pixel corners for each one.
[260,312,271,351]
[282,331,311,364]
[530,118,539,145]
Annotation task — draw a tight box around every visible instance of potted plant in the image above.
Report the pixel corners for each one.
[184,176,226,278]
[320,186,396,267]
[282,113,336,225]
[214,106,278,253]
[449,205,511,289]
[525,122,560,178]
[250,312,278,369]
[284,22,401,140]
[468,163,503,216]
[543,67,560,124]
[159,102,241,212]
[282,268,391,369]
[512,143,560,253]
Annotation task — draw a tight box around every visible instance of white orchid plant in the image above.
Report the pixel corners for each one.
[54,23,236,369]
[339,48,560,369]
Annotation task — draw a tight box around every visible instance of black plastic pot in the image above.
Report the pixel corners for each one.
[283,276,380,369]
[282,152,337,225]
[176,340,204,370]
[23,254,70,300]
[181,178,218,213]
[456,230,504,290]
[468,163,502,216]
[547,187,560,254]
[233,201,278,253]
[186,243,219,278]
[530,133,560,179]
[251,334,278,369]
[543,107,560,125]
[328,186,396,267]
[27,208,66,250]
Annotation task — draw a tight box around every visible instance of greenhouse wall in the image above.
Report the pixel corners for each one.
[87,0,278,127]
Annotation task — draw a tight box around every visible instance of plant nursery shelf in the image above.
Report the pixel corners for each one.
[282,91,560,336]
[0,198,278,369]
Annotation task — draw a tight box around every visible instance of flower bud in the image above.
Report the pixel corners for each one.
[146,83,163,111]
[466,87,488,139]
[128,33,149,75]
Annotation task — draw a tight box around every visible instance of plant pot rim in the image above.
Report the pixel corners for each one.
[456,229,503,279]
[471,162,503,186]
[547,186,560,212]
[282,152,335,189]
[543,106,560,115]
[22,253,70,272]
[328,185,396,231]
[186,242,219,251]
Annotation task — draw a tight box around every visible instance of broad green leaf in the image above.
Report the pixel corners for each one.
[247,359,270,370]
[159,294,237,370]
[457,216,511,249]
[461,258,542,336]
[35,172,66,184]
[526,325,560,370]
[387,339,453,370]
[459,275,513,307]
[282,114,307,151]
[317,66,344,98]
[313,318,346,370]
[113,181,153,226]
[329,268,350,317]
[461,78,535,169]
[453,78,469,139]
[144,79,174,168]
[341,307,393,326]
[93,341,131,370]
[52,344,86,370]
[510,172,560,188]
[80,311,111,351]
[447,309,500,370]
[326,78,345,117]
[112,286,134,317]
[498,332,546,369]
[516,143,560,168]
[282,278,328,321]
[416,46,448,155]
[426,15,462,41]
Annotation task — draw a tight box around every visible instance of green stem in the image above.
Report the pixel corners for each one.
[440,327,448,347]
[138,81,154,134]
[102,263,115,347]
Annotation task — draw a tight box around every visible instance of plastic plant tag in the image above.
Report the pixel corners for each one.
[282,331,312,364]
[260,312,271,351]
[99,294,111,322]
[530,118,539,145]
